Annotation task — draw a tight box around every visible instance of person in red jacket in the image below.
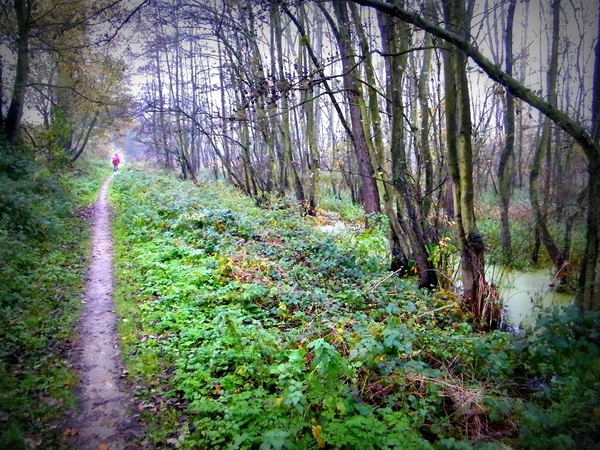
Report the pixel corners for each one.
[112,153,120,171]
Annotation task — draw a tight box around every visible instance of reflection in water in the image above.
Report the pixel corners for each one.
[487,266,574,328]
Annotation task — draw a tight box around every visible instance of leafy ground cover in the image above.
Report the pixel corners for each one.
[0,144,112,449]
[111,169,600,449]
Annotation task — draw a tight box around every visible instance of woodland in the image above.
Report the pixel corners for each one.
[1,0,600,448]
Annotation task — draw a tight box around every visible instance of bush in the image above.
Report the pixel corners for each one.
[111,169,599,449]
[515,306,600,449]
[0,140,93,447]
[0,141,68,240]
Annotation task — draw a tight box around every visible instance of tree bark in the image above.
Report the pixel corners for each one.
[577,5,600,311]
[330,0,381,216]
[272,1,305,204]
[71,112,99,162]
[4,0,31,142]
[217,39,233,184]
[416,0,435,220]
[442,0,487,316]
[497,0,516,263]
[376,1,437,287]
[528,0,567,277]
[298,4,321,216]
[354,3,409,275]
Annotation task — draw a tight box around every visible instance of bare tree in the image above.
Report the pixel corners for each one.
[497,0,516,262]
[327,0,381,216]
[351,0,600,310]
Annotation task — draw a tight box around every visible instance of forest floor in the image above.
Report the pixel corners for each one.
[64,173,144,449]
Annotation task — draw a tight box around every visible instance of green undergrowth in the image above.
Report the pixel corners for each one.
[0,144,108,449]
[317,194,365,224]
[477,191,586,274]
[111,169,600,449]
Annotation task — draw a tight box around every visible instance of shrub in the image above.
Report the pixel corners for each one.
[0,140,93,447]
[111,169,598,449]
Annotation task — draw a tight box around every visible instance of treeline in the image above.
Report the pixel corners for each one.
[132,0,600,314]
[2,1,600,313]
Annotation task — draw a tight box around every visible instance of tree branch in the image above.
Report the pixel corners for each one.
[349,0,600,166]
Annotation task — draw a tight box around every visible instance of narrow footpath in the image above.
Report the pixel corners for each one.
[67,174,142,449]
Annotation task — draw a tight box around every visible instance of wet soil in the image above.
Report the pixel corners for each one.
[66,174,144,449]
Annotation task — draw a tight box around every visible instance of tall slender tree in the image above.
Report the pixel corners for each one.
[497,0,516,262]
[328,0,381,216]
[441,0,489,320]
[528,0,568,278]
[377,0,438,287]
[3,0,33,142]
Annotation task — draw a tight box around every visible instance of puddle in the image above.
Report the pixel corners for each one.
[487,265,574,328]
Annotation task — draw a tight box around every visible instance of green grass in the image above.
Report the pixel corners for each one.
[61,154,113,203]
[318,193,365,224]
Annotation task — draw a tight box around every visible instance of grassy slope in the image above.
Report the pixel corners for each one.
[111,169,600,450]
[0,151,111,449]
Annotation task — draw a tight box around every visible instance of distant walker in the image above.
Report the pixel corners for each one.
[112,153,120,171]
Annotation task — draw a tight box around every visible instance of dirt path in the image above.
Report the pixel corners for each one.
[67,174,142,449]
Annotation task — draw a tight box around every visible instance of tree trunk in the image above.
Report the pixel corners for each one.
[377,1,437,287]
[442,0,489,321]
[354,3,409,275]
[576,6,600,310]
[497,0,516,263]
[217,40,233,184]
[4,0,31,142]
[528,0,567,278]
[330,0,381,216]
[71,112,99,162]
[272,1,305,204]
[0,56,4,131]
[298,5,321,216]
[416,0,435,219]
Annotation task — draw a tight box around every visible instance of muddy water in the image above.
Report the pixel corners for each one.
[487,266,574,328]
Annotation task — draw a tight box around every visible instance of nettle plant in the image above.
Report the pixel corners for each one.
[0,145,101,448]
[112,169,600,450]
